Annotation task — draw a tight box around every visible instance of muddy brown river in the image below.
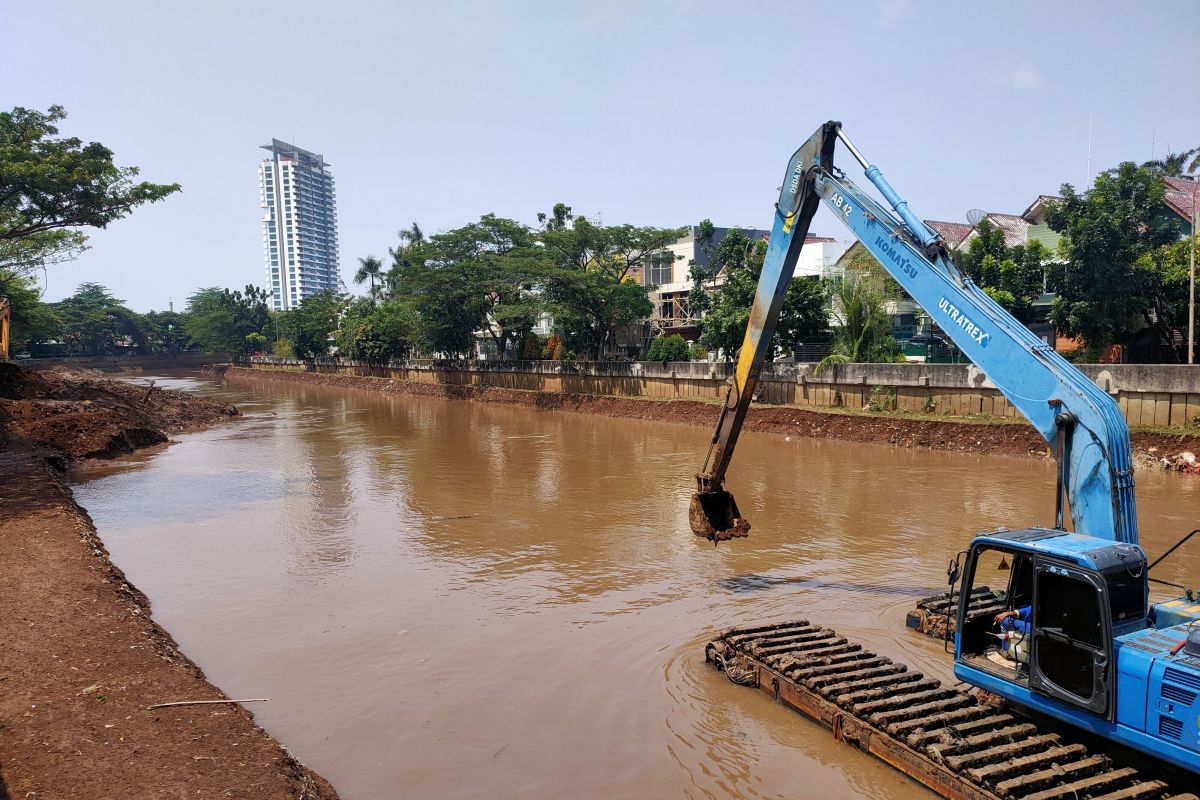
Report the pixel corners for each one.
[71,371,1200,799]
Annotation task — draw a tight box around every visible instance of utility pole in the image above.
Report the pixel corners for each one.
[1191,183,1198,364]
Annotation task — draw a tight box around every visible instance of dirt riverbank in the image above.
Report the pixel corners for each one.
[0,364,338,800]
[219,365,1200,468]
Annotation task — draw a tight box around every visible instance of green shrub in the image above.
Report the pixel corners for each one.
[521,333,545,360]
[245,332,267,353]
[867,385,897,413]
[645,334,691,362]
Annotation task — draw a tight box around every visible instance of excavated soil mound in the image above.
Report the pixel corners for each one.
[0,363,238,461]
[0,363,338,799]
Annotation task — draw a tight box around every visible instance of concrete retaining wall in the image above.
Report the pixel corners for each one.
[237,357,1200,428]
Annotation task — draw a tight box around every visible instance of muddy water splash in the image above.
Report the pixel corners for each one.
[72,372,1200,800]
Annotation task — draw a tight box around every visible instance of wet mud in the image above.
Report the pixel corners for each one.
[0,364,337,799]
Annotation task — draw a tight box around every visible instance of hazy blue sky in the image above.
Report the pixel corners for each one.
[6,0,1199,311]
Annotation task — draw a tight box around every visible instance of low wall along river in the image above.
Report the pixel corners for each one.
[243,357,1200,429]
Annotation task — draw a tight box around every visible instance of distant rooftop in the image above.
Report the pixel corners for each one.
[924,220,974,247]
[983,213,1031,247]
[1164,176,1198,224]
[1021,194,1063,221]
[260,138,330,168]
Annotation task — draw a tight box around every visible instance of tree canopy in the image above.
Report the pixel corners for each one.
[0,104,179,355]
[537,208,682,358]
[1046,162,1181,358]
[956,219,1050,323]
[689,224,827,360]
[183,286,271,356]
[0,106,179,242]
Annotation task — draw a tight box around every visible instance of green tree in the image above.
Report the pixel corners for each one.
[1142,149,1198,178]
[452,214,546,358]
[245,331,268,353]
[385,222,425,297]
[956,219,1050,323]
[183,285,270,355]
[142,309,188,353]
[538,207,682,358]
[691,225,827,360]
[1045,162,1180,358]
[958,219,1007,284]
[277,290,345,359]
[1137,235,1199,361]
[53,282,146,355]
[353,255,385,303]
[815,272,898,374]
[335,298,414,364]
[0,105,178,245]
[644,333,691,362]
[0,105,177,354]
[0,270,62,353]
[0,228,87,278]
[390,214,544,358]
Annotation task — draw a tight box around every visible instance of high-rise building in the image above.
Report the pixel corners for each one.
[258,139,339,310]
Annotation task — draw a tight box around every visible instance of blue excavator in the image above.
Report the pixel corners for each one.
[690,121,1200,777]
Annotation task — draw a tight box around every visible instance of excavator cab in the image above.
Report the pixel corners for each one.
[954,528,1149,723]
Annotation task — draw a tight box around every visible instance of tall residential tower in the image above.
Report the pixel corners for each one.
[259,139,339,310]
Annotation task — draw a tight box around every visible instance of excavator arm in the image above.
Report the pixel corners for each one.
[690,121,1138,547]
[689,122,838,540]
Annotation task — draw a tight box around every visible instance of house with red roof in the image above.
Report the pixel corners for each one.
[1163,176,1198,236]
[952,196,1064,254]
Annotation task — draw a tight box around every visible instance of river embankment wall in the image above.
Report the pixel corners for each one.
[217,364,1200,469]
[236,358,1200,429]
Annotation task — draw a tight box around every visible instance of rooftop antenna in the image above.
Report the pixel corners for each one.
[1086,111,1094,186]
[966,208,986,226]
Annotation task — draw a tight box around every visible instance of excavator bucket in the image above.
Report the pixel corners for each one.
[689,490,751,541]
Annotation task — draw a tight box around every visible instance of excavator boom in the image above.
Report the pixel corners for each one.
[690,121,1137,547]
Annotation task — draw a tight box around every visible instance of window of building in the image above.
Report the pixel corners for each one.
[648,252,675,286]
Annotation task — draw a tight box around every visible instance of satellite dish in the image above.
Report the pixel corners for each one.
[966,208,987,225]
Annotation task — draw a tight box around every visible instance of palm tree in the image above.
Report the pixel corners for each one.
[386,222,426,296]
[1142,148,1199,177]
[398,222,424,247]
[814,271,894,376]
[354,255,384,303]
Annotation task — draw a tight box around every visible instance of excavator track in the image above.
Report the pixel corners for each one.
[706,620,1196,800]
[907,586,1009,638]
